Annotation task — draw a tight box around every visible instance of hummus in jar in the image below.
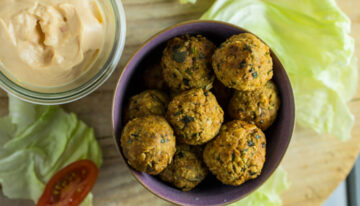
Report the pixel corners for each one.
[0,0,105,88]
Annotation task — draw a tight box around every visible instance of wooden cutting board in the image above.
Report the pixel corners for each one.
[1,0,360,205]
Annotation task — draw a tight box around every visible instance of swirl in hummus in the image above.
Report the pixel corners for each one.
[0,0,105,88]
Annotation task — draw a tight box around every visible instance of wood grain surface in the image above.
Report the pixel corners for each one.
[1,0,360,205]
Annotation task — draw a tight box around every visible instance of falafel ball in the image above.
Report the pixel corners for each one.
[203,120,266,186]
[162,35,216,92]
[167,88,224,145]
[159,144,208,191]
[124,90,170,123]
[212,33,273,91]
[228,81,280,130]
[120,115,176,175]
[143,63,168,90]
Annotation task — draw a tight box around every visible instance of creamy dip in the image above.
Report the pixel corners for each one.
[0,0,104,88]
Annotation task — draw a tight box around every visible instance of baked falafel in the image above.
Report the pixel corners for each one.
[159,144,208,191]
[120,115,176,175]
[203,120,266,186]
[228,81,280,130]
[212,33,273,91]
[124,90,170,123]
[162,35,216,92]
[167,88,224,145]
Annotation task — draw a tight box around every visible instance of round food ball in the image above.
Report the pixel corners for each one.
[167,88,224,145]
[124,90,170,123]
[159,144,208,191]
[162,35,216,92]
[228,81,280,130]
[120,115,176,175]
[143,63,168,90]
[203,120,266,186]
[212,33,273,91]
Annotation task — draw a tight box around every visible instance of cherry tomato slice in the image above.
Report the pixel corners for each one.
[37,160,99,206]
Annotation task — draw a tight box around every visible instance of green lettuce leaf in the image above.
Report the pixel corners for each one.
[0,95,102,205]
[80,193,93,206]
[230,166,289,206]
[201,0,357,140]
[179,0,197,4]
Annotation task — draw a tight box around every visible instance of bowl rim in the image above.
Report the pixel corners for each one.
[112,19,295,206]
[0,0,127,105]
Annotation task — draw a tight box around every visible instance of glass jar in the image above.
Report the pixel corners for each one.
[0,0,126,105]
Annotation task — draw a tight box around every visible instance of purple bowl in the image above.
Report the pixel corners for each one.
[112,20,295,206]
